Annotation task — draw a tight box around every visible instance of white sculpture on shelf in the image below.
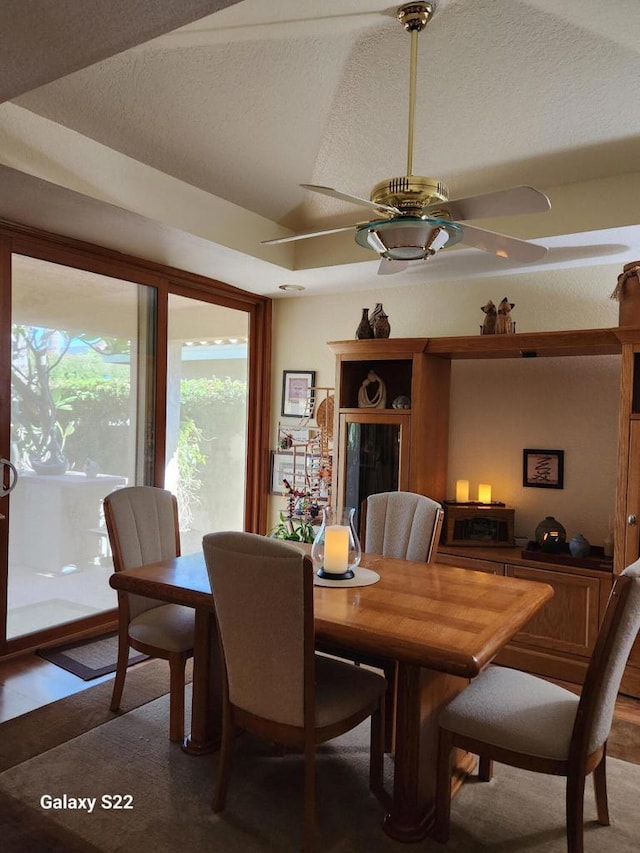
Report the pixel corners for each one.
[357,370,387,409]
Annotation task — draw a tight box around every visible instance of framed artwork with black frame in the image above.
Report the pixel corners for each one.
[281,370,316,417]
[523,448,564,489]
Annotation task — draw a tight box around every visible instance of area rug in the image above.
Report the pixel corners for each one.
[0,685,638,852]
[0,658,192,773]
[37,632,148,680]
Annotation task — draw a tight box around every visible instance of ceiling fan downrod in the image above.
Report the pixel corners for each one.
[397,2,434,178]
[369,3,446,214]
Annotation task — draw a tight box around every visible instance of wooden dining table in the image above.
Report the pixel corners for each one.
[109,548,553,842]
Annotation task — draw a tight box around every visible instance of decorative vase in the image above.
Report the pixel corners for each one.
[534,516,566,549]
[569,534,591,558]
[370,303,384,324]
[373,310,391,339]
[311,506,361,580]
[355,308,374,339]
[370,303,390,338]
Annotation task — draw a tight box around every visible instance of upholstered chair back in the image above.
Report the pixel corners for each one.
[585,558,640,753]
[364,491,443,562]
[203,531,308,727]
[104,486,181,618]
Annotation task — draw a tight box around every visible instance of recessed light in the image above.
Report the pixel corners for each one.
[278,284,305,292]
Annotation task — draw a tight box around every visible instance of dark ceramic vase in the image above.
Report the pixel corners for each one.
[355,308,374,339]
[373,311,390,338]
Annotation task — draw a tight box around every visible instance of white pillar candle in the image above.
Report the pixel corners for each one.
[455,479,469,502]
[324,525,350,573]
[478,483,492,504]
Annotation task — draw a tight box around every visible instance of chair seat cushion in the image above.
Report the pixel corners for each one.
[314,654,386,729]
[128,603,195,652]
[439,665,579,760]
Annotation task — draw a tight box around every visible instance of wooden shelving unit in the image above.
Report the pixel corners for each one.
[328,326,640,696]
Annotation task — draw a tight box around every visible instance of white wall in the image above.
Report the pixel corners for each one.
[270,261,623,545]
[449,356,619,544]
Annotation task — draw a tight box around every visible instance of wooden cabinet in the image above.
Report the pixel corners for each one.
[623,637,640,696]
[338,411,411,526]
[438,545,610,684]
[329,328,640,694]
[615,335,640,695]
[436,552,504,575]
[504,564,601,657]
[499,561,611,684]
[329,339,450,523]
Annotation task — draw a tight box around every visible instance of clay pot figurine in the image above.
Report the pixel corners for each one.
[611,261,640,326]
[495,297,515,334]
[355,308,374,339]
[480,300,497,335]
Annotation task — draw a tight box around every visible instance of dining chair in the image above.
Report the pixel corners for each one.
[202,530,387,853]
[104,485,194,743]
[434,558,640,853]
[348,490,444,749]
[362,490,444,563]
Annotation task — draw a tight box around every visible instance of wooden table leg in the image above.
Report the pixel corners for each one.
[382,662,474,842]
[182,608,223,755]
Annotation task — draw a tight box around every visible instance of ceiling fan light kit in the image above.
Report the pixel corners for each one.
[263,1,550,274]
[356,217,463,261]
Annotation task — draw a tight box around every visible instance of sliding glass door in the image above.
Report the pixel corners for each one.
[7,255,154,639]
[165,294,249,553]
[0,224,270,656]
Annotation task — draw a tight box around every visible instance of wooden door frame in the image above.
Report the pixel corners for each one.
[0,220,271,656]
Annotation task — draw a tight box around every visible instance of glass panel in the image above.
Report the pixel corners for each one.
[8,255,153,639]
[165,295,248,552]
[345,421,400,530]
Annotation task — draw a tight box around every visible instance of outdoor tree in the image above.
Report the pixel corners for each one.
[11,326,75,472]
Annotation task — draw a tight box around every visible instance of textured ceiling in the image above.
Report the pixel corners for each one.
[1,0,640,296]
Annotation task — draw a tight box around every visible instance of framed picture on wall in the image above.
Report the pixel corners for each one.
[523,448,564,489]
[270,451,307,495]
[281,370,316,417]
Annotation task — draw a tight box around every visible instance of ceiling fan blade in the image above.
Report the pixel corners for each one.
[301,184,400,215]
[459,223,548,263]
[261,224,356,245]
[426,186,551,222]
[377,258,409,276]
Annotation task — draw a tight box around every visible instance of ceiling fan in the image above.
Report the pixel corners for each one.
[262,1,550,275]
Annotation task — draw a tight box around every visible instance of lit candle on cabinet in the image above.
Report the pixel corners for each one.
[478,483,492,504]
[455,479,470,503]
[323,525,350,573]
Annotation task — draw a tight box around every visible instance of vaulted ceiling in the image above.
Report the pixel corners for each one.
[1,0,640,296]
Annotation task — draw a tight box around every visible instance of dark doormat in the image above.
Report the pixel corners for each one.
[37,632,149,680]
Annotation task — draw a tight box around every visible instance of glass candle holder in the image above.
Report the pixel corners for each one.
[311,507,361,580]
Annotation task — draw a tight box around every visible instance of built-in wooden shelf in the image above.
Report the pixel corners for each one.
[329,326,638,361]
[330,325,640,698]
